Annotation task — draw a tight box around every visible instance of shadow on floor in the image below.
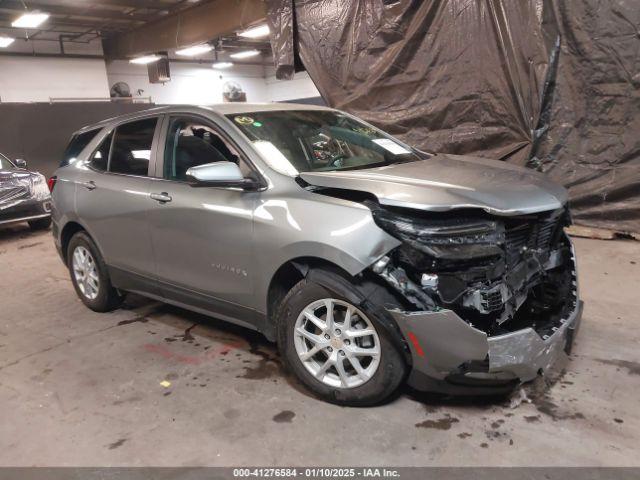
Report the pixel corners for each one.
[401,386,510,408]
[119,294,322,399]
[0,223,48,246]
[120,294,517,409]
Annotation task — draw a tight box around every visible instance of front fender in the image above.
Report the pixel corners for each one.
[251,192,400,313]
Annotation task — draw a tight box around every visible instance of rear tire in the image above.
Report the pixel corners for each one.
[67,231,123,312]
[277,277,406,406]
[28,217,51,230]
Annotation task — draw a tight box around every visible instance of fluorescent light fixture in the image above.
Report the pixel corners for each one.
[212,61,233,69]
[12,12,49,29]
[129,55,161,64]
[229,49,260,59]
[0,36,15,48]
[175,44,212,56]
[238,24,270,38]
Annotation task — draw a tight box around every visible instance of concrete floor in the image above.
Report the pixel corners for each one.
[0,224,638,467]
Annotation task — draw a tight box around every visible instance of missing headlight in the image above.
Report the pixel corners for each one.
[368,202,573,336]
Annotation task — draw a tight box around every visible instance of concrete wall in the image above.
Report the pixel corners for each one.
[0,57,111,103]
[265,70,321,102]
[0,102,153,178]
[105,61,323,104]
[0,30,321,104]
[105,60,270,104]
[0,52,322,104]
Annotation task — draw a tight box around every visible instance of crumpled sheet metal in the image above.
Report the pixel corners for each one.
[266,0,640,233]
[0,178,33,211]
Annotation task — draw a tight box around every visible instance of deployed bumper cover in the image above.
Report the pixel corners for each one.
[389,248,583,393]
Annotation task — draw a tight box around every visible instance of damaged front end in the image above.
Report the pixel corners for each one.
[0,172,52,226]
[367,202,583,393]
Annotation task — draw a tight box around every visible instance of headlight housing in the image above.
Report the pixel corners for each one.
[370,204,504,261]
[31,174,51,201]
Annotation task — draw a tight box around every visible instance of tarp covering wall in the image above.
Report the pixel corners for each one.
[266,0,640,233]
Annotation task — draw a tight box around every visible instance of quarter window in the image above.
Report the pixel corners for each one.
[164,117,248,181]
[109,118,157,176]
[89,131,112,172]
[61,129,100,166]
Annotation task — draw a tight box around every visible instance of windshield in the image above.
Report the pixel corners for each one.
[0,154,16,170]
[226,110,424,174]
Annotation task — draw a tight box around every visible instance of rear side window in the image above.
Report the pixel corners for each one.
[89,132,113,172]
[60,129,100,167]
[109,118,157,176]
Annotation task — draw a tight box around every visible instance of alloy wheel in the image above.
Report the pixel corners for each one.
[294,298,381,389]
[72,245,100,300]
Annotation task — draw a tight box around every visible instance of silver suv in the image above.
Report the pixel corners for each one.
[51,104,582,405]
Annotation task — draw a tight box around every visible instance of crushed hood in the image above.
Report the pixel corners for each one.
[299,154,568,216]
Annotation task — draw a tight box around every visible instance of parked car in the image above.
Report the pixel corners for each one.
[0,153,52,230]
[50,104,582,406]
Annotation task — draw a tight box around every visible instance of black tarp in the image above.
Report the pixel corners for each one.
[266,0,640,233]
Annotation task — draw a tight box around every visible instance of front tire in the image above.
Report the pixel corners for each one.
[277,277,406,406]
[67,232,123,312]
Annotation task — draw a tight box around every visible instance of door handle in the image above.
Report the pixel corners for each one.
[80,181,96,191]
[150,192,172,203]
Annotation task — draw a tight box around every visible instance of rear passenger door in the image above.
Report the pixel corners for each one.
[75,116,161,294]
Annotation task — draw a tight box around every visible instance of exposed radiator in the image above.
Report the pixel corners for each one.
[504,214,561,267]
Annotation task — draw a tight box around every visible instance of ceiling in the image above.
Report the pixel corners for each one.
[0,0,272,63]
[0,0,212,44]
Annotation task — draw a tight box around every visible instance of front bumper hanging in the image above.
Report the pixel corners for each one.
[389,243,583,394]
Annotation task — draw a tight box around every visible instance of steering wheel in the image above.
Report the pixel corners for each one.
[329,154,347,167]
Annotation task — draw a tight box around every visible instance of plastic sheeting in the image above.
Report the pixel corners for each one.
[266,0,640,233]
[0,171,49,211]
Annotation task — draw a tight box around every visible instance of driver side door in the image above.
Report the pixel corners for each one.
[147,114,261,329]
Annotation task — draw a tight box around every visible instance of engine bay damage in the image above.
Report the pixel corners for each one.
[366,201,576,339]
[304,184,583,390]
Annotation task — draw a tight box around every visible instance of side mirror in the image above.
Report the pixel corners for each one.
[14,159,27,169]
[186,161,259,189]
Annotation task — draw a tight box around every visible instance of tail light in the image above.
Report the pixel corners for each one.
[47,176,57,192]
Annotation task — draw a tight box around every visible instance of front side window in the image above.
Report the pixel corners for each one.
[226,110,424,175]
[164,117,247,181]
[109,117,157,176]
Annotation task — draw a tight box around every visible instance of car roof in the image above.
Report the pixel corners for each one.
[76,102,333,134]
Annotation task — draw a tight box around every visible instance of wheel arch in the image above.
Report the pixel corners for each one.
[59,220,105,264]
[265,256,411,364]
[265,256,353,340]
[60,221,87,263]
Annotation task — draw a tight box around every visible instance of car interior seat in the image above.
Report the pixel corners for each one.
[174,136,228,180]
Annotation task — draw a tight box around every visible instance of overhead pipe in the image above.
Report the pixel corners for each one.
[0,50,270,67]
[101,0,267,60]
